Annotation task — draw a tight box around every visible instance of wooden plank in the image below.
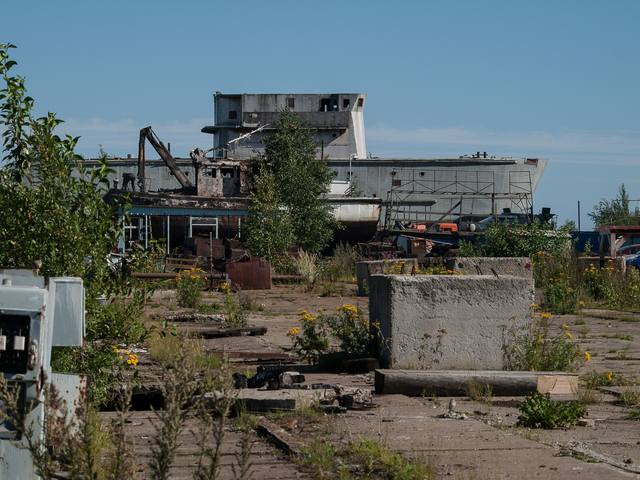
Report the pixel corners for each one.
[188,326,267,338]
[375,370,578,397]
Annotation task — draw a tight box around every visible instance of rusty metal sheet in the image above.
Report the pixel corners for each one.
[226,257,271,290]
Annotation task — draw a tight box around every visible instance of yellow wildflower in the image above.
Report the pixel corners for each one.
[530,303,539,310]
[299,310,316,323]
[540,312,552,320]
[606,371,613,382]
[126,353,138,366]
[287,327,301,337]
[218,281,230,293]
[584,351,591,362]
[562,324,573,339]
[339,304,359,317]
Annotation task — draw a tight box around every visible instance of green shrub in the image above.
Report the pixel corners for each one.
[287,310,329,363]
[469,222,570,258]
[543,274,578,314]
[86,292,148,345]
[323,304,372,356]
[175,268,206,308]
[517,392,586,429]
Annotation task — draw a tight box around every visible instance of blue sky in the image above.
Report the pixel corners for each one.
[3,0,639,227]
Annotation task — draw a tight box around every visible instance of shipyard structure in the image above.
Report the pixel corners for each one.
[82,92,547,252]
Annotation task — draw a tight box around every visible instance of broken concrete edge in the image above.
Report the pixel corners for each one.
[374,369,578,397]
[255,417,304,457]
[356,258,418,296]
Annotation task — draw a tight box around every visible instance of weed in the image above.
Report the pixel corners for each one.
[466,379,493,405]
[628,408,640,420]
[322,242,360,283]
[296,249,321,291]
[299,438,433,480]
[176,268,207,308]
[288,310,330,363]
[324,304,373,356]
[224,291,248,328]
[619,388,640,407]
[581,370,627,388]
[517,393,586,429]
[192,364,237,480]
[505,314,583,371]
[148,334,221,370]
[149,350,198,480]
[576,387,602,405]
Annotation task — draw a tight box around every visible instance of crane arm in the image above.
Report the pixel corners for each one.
[138,126,194,190]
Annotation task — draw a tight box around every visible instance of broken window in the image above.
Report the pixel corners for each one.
[320,98,331,112]
[357,98,364,107]
[343,98,350,109]
[222,168,234,178]
[287,97,295,109]
[228,110,237,120]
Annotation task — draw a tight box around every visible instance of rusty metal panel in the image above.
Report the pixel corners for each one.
[226,257,271,290]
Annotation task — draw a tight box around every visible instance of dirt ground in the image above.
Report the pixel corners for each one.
[108,283,640,479]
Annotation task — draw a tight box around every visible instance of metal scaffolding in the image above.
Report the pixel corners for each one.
[383,168,533,229]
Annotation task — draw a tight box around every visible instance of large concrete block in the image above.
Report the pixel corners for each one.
[369,274,534,370]
[448,257,533,279]
[356,259,418,296]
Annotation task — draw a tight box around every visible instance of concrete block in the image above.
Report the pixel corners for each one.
[448,257,533,279]
[356,258,418,296]
[369,274,534,370]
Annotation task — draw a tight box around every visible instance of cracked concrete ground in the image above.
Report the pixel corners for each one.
[114,284,640,479]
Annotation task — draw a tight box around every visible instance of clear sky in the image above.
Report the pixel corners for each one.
[3,0,639,228]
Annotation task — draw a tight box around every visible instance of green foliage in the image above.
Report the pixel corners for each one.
[589,184,640,227]
[52,344,121,407]
[467,222,570,258]
[506,314,583,371]
[244,168,295,261]
[85,292,147,345]
[517,393,586,429]
[223,290,248,328]
[1,45,147,406]
[175,268,206,308]
[246,109,336,258]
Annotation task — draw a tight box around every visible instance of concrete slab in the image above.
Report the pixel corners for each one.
[369,274,534,369]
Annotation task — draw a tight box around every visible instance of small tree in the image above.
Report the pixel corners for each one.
[589,184,640,227]
[244,168,294,261]
[247,109,335,257]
